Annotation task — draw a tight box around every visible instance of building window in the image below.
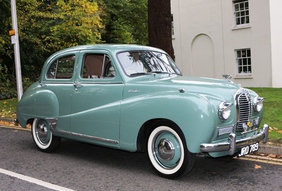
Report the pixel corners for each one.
[233,0,249,25]
[236,49,251,75]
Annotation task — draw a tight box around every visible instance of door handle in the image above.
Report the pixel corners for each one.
[73,82,83,88]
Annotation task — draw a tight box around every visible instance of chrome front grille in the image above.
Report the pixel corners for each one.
[236,90,252,131]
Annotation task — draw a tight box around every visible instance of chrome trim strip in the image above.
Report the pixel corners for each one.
[71,131,119,144]
[240,127,257,135]
[48,118,119,145]
[200,124,269,155]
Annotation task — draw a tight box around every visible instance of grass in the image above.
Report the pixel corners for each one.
[0,88,281,143]
[0,98,17,119]
[249,88,282,144]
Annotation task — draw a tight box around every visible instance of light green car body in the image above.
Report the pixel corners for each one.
[17,44,268,158]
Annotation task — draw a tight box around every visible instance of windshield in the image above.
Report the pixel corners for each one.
[117,50,182,77]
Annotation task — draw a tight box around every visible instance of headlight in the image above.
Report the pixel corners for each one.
[218,101,233,121]
[253,96,264,112]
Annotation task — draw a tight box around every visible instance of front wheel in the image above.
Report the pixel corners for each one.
[147,125,195,178]
[32,118,61,152]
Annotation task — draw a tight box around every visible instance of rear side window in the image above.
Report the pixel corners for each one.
[81,53,115,79]
[47,55,75,79]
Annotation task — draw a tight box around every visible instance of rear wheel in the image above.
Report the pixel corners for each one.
[32,118,61,152]
[147,124,195,178]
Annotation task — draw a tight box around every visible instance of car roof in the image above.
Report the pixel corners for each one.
[55,44,166,55]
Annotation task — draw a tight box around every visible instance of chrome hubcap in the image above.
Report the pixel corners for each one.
[152,130,181,169]
[158,138,175,161]
[36,119,50,145]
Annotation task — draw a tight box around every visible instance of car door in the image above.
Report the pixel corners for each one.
[70,51,124,147]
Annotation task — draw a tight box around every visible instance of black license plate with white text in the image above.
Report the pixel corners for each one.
[238,142,259,157]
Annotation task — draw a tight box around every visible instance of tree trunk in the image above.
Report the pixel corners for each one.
[148,0,174,60]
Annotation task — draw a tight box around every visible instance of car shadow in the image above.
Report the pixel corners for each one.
[57,138,152,173]
[56,139,247,180]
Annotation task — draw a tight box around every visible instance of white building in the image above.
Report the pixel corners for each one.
[171,0,282,87]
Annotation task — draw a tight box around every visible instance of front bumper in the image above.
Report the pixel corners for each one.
[200,124,269,156]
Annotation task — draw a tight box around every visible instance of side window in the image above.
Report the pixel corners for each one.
[47,55,75,79]
[82,54,115,79]
[236,48,251,75]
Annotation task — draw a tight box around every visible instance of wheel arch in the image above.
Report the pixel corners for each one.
[137,118,185,152]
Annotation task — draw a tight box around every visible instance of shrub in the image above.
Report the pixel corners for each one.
[0,64,17,100]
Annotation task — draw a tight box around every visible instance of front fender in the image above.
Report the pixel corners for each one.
[119,91,217,153]
[17,88,59,127]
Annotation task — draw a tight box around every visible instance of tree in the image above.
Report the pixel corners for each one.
[0,0,104,81]
[148,0,174,59]
[100,0,148,45]
[0,0,104,99]
[0,0,19,98]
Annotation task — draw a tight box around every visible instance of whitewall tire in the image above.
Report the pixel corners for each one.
[147,125,195,178]
[32,118,61,152]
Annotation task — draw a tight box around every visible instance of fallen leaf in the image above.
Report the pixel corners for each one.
[254,164,261,169]
[26,124,31,129]
[268,154,277,158]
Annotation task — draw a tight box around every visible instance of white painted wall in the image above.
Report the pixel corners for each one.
[171,0,281,87]
[269,0,282,87]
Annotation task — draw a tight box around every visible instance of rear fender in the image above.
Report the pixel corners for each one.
[17,89,59,127]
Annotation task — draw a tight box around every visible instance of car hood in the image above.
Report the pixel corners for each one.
[171,76,240,88]
[131,75,243,102]
[170,76,241,99]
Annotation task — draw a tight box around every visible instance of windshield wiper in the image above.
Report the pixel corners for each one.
[148,71,174,76]
[129,72,147,77]
[129,71,175,77]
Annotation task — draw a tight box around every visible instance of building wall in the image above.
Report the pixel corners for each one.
[269,0,282,87]
[171,0,280,87]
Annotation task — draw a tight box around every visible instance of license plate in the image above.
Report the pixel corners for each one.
[238,142,259,157]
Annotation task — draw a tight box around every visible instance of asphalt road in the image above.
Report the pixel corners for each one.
[0,126,282,191]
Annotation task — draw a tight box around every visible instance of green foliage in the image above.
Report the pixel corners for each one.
[16,0,104,74]
[45,0,103,49]
[0,0,13,67]
[0,63,17,100]
[0,0,105,99]
[100,0,148,44]
[1,0,104,72]
[0,62,36,100]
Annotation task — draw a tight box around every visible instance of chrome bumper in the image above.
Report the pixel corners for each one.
[200,124,269,156]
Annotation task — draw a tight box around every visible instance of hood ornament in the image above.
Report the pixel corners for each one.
[222,74,232,81]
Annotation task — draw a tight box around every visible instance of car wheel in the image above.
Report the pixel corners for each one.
[147,125,195,178]
[32,118,61,152]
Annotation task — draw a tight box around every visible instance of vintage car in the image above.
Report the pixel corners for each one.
[17,44,269,178]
